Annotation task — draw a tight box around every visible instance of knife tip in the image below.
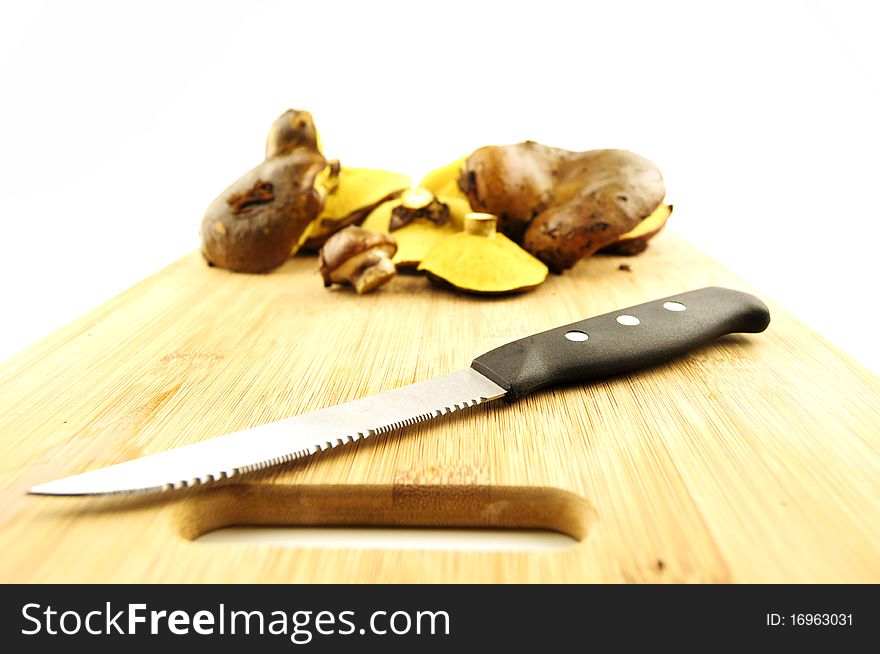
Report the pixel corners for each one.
[28,482,72,496]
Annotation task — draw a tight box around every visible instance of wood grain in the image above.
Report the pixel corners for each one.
[0,231,878,582]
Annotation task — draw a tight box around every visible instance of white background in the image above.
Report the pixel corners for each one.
[1,0,878,372]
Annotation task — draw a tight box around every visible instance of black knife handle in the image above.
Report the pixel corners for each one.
[471,287,770,402]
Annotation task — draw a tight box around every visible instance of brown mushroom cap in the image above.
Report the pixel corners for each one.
[200,109,326,273]
[319,225,397,287]
[461,144,665,271]
[201,150,325,273]
[461,141,571,243]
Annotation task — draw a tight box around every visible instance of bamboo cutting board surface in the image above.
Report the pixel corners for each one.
[0,230,878,583]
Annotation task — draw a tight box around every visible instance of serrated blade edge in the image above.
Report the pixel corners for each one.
[28,368,506,496]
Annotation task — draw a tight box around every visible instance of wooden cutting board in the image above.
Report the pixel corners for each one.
[1,231,878,583]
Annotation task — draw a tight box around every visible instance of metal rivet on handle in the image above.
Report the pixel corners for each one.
[565,330,589,342]
[616,315,640,326]
[663,301,687,312]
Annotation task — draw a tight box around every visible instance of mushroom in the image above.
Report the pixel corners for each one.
[319,226,398,293]
[299,167,411,252]
[361,187,465,269]
[200,109,326,273]
[460,142,666,271]
[417,213,548,294]
[389,188,450,230]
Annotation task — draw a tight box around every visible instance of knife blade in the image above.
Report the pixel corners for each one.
[28,287,770,496]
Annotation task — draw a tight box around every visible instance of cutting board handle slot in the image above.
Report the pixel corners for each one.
[179,484,596,545]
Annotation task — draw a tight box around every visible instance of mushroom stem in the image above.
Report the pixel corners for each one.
[400,187,434,210]
[464,212,497,238]
[351,252,396,294]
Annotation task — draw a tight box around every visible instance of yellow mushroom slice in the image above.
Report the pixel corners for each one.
[300,167,411,251]
[420,156,469,198]
[601,204,673,255]
[418,213,548,294]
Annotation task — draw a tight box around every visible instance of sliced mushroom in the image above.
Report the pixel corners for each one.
[361,188,464,269]
[418,213,548,294]
[300,167,411,251]
[600,203,673,255]
[420,156,470,203]
[389,188,450,230]
[319,226,398,293]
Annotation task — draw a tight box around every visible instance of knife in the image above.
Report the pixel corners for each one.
[29,287,769,496]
